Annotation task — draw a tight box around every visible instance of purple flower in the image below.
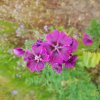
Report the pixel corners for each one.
[64,55,77,68]
[13,29,79,74]
[52,63,62,74]
[45,30,72,64]
[82,33,93,45]
[24,46,49,72]
[13,48,25,57]
[33,39,43,47]
[69,38,78,52]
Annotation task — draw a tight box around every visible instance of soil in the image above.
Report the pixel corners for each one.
[0,0,100,31]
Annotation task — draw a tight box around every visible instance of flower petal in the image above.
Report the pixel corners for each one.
[41,53,49,62]
[52,63,62,74]
[35,62,45,72]
[82,33,93,45]
[27,60,37,72]
[46,30,59,43]
[32,45,43,55]
[49,52,63,64]
[69,38,78,52]
[24,50,34,61]
[64,56,77,68]
[34,40,43,47]
[13,48,25,57]
[60,46,71,61]
[58,32,72,46]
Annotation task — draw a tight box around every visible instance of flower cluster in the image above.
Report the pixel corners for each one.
[13,30,93,74]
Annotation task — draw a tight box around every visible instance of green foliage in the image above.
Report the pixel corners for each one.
[0,44,22,81]
[27,65,99,100]
[24,39,34,50]
[0,19,100,100]
[56,26,65,31]
[84,19,100,51]
[0,20,18,35]
[86,19,100,38]
[78,52,100,68]
[66,79,99,100]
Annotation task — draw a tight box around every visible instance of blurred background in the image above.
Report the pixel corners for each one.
[0,0,100,100]
[0,0,100,30]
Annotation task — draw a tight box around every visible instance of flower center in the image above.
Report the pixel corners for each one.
[34,55,42,62]
[54,44,59,51]
[53,43,62,52]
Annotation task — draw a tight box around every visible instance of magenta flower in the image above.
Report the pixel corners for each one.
[82,33,93,45]
[69,38,78,52]
[34,40,43,47]
[24,46,49,72]
[52,63,62,74]
[45,30,72,63]
[13,29,79,74]
[13,48,25,57]
[64,55,77,68]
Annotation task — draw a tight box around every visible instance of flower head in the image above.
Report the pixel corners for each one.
[13,29,79,74]
[82,33,93,45]
[13,48,25,57]
[64,55,77,68]
[45,30,72,63]
[24,46,49,72]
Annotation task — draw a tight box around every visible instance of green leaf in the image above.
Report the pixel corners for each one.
[24,40,34,50]
[78,52,100,68]
[0,20,18,34]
